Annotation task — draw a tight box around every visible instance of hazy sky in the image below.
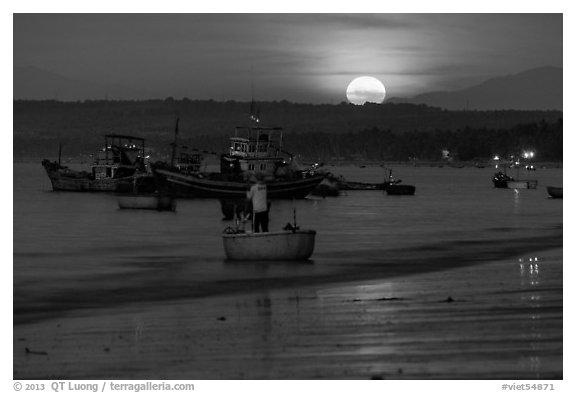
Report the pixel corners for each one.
[13,13,563,103]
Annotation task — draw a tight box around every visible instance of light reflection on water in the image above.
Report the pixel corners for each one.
[519,257,541,287]
[517,255,553,379]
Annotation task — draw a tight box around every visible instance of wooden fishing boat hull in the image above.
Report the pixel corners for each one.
[547,186,563,198]
[43,167,126,192]
[42,160,147,192]
[153,167,325,199]
[117,195,176,211]
[386,184,416,195]
[507,180,538,189]
[222,230,316,261]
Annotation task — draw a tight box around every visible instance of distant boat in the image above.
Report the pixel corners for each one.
[152,125,325,199]
[493,156,538,190]
[328,168,402,191]
[547,186,563,198]
[222,229,316,261]
[384,169,415,195]
[42,134,154,193]
[492,171,514,188]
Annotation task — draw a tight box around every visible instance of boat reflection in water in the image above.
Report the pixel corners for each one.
[518,256,544,377]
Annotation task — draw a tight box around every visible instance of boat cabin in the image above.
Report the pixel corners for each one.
[228,126,283,159]
[92,134,146,179]
[222,126,288,178]
[176,150,204,174]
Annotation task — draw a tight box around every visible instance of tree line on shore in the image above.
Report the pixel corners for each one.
[281,119,563,163]
[13,99,562,162]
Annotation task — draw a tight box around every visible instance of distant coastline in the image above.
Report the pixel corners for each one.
[14,100,562,163]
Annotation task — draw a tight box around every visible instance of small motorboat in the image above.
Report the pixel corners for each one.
[492,171,514,188]
[222,228,316,261]
[382,168,415,195]
[494,158,538,190]
[547,186,563,198]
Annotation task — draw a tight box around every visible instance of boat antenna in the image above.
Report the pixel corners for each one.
[250,65,260,124]
[58,143,62,166]
[170,116,180,167]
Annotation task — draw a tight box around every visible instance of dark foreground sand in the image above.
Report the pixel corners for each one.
[13,244,562,380]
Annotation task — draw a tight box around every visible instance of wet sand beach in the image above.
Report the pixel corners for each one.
[13,242,562,379]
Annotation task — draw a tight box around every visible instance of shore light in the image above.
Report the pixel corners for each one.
[523,151,535,159]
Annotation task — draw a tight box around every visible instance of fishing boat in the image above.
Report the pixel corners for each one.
[546,186,563,198]
[494,174,538,190]
[492,171,514,188]
[383,169,415,195]
[493,153,538,189]
[152,125,325,199]
[323,168,402,192]
[42,134,153,192]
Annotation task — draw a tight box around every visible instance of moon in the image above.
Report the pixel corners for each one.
[346,76,386,105]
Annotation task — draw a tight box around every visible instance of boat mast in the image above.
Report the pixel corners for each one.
[250,65,260,125]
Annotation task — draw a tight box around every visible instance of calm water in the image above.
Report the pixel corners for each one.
[13,162,563,323]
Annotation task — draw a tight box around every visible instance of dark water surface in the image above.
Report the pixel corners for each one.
[14,163,562,323]
[13,162,563,379]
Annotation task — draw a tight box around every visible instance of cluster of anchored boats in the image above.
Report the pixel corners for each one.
[42,120,561,261]
[491,166,562,198]
[43,124,414,261]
